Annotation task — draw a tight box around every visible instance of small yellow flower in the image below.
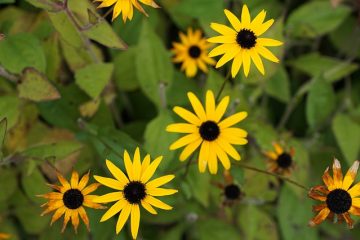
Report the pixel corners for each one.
[264,142,295,176]
[95,0,160,22]
[208,5,283,77]
[38,171,104,233]
[172,28,215,78]
[166,90,248,174]
[93,147,177,239]
[0,233,10,240]
[309,159,360,228]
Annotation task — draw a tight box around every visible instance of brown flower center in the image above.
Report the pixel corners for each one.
[326,189,352,214]
[63,189,84,209]
[236,29,257,49]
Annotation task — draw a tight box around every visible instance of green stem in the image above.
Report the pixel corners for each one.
[215,70,232,102]
[234,162,309,190]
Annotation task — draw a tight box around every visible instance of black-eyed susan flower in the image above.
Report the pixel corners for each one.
[0,233,10,239]
[264,142,295,176]
[215,170,244,206]
[207,5,283,77]
[95,0,160,22]
[309,159,360,228]
[172,28,215,78]
[93,147,177,239]
[166,90,248,174]
[38,171,104,233]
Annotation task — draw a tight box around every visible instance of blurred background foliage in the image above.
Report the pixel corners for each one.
[0,0,360,239]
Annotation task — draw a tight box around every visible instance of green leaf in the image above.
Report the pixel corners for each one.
[48,10,83,48]
[18,68,60,102]
[265,67,291,102]
[114,47,139,91]
[136,20,174,107]
[0,33,46,73]
[186,165,211,207]
[144,111,178,170]
[197,218,239,240]
[332,114,360,165]
[0,95,20,129]
[83,20,127,49]
[277,186,318,240]
[21,167,51,204]
[289,53,358,82]
[238,205,278,240]
[0,168,17,202]
[0,118,7,159]
[0,0,15,3]
[25,0,56,10]
[75,63,114,99]
[13,191,49,234]
[21,140,83,161]
[286,0,351,38]
[306,77,335,129]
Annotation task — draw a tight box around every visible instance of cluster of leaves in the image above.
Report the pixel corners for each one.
[0,0,360,239]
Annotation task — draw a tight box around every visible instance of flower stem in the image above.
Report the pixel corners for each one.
[234,162,309,190]
[215,70,232,102]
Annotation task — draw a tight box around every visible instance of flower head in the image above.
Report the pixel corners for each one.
[38,171,104,233]
[166,90,248,174]
[95,0,160,22]
[93,148,177,239]
[172,28,215,78]
[308,159,360,228]
[264,142,295,175]
[208,5,283,77]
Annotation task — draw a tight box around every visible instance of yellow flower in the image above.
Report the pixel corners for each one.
[172,28,215,78]
[264,142,295,176]
[0,233,10,239]
[207,5,283,77]
[308,159,360,228]
[38,171,104,233]
[93,147,177,239]
[166,90,248,174]
[95,0,160,22]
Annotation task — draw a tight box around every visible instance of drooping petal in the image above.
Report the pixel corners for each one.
[50,206,66,225]
[141,200,157,214]
[250,49,265,75]
[308,208,330,227]
[78,206,90,231]
[214,142,231,170]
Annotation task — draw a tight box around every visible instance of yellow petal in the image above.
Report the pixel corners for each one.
[56,172,71,190]
[187,92,207,121]
[250,49,265,75]
[141,156,162,183]
[255,19,274,36]
[242,50,251,77]
[106,160,129,185]
[116,203,131,234]
[210,22,237,35]
[146,175,175,189]
[207,35,236,44]
[256,46,279,63]
[131,204,140,239]
[348,182,360,198]
[166,123,198,133]
[145,196,172,210]
[241,5,251,28]
[71,211,80,233]
[141,154,151,175]
[231,54,243,78]
[215,48,240,68]
[94,192,123,203]
[147,188,178,196]
[173,106,201,125]
[81,183,101,195]
[97,0,116,8]
[308,208,330,227]
[257,38,283,47]
[70,171,79,189]
[208,43,237,57]
[78,172,90,191]
[198,141,210,173]
[342,161,359,190]
[208,142,218,174]
[101,199,127,222]
[216,139,240,160]
[322,167,335,190]
[50,206,66,225]
[218,112,248,129]
[124,150,134,181]
[94,175,124,190]
[179,138,202,161]
[78,206,90,231]
[61,209,72,232]
[214,143,230,170]
[169,133,200,150]
[214,96,230,122]
[205,90,216,120]
[224,9,242,31]
[133,147,142,181]
[141,200,157,214]
[332,158,343,189]
[250,10,266,29]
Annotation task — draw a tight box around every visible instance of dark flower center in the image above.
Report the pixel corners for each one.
[199,121,220,141]
[224,184,241,200]
[123,181,146,204]
[188,45,201,58]
[326,189,352,214]
[236,29,257,49]
[63,189,84,209]
[277,153,292,169]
